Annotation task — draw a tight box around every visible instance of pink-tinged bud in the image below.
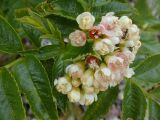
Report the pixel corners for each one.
[76,12,95,30]
[85,56,99,69]
[110,71,123,87]
[54,76,72,94]
[99,12,123,37]
[93,39,115,55]
[123,49,135,63]
[68,88,81,103]
[89,26,102,39]
[69,30,86,47]
[81,69,94,87]
[106,56,125,72]
[116,52,129,67]
[94,64,112,91]
[66,62,84,79]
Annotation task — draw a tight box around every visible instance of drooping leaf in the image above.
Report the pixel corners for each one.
[133,54,160,89]
[83,86,119,120]
[149,99,160,120]
[0,15,23,53]
[11,56,58,120]
[122,80,146,120]
[0,68,26,120]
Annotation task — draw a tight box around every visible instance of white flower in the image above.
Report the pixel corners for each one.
[76,12,95,30]
[99,12,123,37]
[94,64,112,91]
[41,39,52,47]
[123,50,135,63]
[125,40,135,47]
[119,16,132,29]
[79,93,97,105]
[66,63,84,79]
[69,30,86,47]
[110,71,123,87]
[81,69,94,87]
[124,67,135,78]
[68,88,81,103]
[93,39,115,55]
[54,76,72,94]
[128,24,140,40]
[106,56,125,72]
[110,37,121,45]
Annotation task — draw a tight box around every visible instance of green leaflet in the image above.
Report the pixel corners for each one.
[0,15,23,53]
[91,1,134,22]
[0,68,26,120]
[133,54,160,89]
[83,86,119,120]
[149,87,160,104]
[149,99,160,120]
[122,80,146,120]
[11,56,58,120]
[132,32,160,67]
[20,45,62,60]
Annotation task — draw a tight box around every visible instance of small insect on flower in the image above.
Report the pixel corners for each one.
[69,30,86,47]
[76,12,95,30]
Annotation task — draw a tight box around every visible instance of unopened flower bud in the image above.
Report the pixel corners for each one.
[80,93,97,105]
[124,68,135,78]
[66,62,84,79]
[93,39,115,55]
[72,79,81,87]
[82,86,95,94]
[68,88,81,103]
[69,30,86,47]
[128,24,140,40]
[119,16,132,29]
[94,64,112,91]
[106,56,124,72]
[54,76,72,94]
[81,69,94,87]
[76,12,95,30]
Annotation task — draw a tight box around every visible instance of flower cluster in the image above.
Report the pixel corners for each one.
[54,12,141,105]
